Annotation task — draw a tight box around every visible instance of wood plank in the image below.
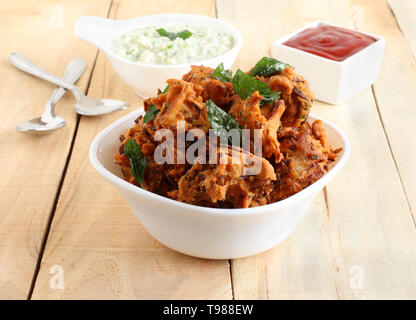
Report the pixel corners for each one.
[0,0,111,299]
[351,0,416,218]
[217,0,416,299]
[31,0,232,299]
[388,0,416,59]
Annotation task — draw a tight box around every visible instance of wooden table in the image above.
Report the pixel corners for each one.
[1,0,415,300]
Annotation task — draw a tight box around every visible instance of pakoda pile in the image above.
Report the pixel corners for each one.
[114,57,341,208]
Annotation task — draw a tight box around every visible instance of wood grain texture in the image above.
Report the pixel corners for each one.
[351,0,416,219]
[31,0,232,300]
[388,0,416,60]
[0,0,111,299]
[4,0,414,300]
[217,0,416,299]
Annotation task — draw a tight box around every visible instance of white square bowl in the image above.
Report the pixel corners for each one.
[271,21,385,104]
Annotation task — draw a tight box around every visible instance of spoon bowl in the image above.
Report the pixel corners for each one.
[16,116,66,135]
[15,58,86,134]
[74,95,129,116]
[9,52,129,117]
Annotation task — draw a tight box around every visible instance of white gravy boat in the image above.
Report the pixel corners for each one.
[74,14,243,98]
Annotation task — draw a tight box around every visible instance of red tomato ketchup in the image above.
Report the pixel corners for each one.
[283,24,377,61]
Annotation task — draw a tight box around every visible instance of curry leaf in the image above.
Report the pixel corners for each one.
[206,99,243,146]
[124,139,147,187]
[232,69,280,105]
[156,28,192,40]
[159,85,169,95]
[211,63,232,82]
[249,57,290,77]
[143,104,160,123]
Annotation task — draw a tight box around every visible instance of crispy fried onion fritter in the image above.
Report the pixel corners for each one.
[182,65,234,109]
[229,92,285,162]
[115,62,340,208]
[261,66,314,127]
[169,145,276,208]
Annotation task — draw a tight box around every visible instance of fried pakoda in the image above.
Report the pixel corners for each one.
[229,92,285,162]
[115,57,341,208]
[261,66,314,128]
[182,65,234,109]
[152,79,210,134]
[271,120,339,201]
[114,116,189,196]
[169,145,276,208]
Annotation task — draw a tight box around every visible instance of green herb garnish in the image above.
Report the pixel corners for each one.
[249,57,290,77]
[143,104,160,123]
[206,99,243,146]
[124,139,147,187]
[232,69,280,105]
[156,28,193,40]
[159,85,169,95]
[211,63,232,82]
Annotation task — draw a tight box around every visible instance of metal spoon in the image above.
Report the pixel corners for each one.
[9,52,129,116]
[16,58,86,134]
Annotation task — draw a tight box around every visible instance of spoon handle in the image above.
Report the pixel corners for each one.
[8,52,76,91]
[41,59,87,122]
[51,59,87,105]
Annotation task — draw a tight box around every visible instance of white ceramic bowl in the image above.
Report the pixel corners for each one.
[75,14,242,98]
[272,21,385,104]
[89,109,350,259]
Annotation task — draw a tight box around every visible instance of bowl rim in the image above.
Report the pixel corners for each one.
[91,13,243,69]
[272,20,386,65]
[90,109,350,216]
